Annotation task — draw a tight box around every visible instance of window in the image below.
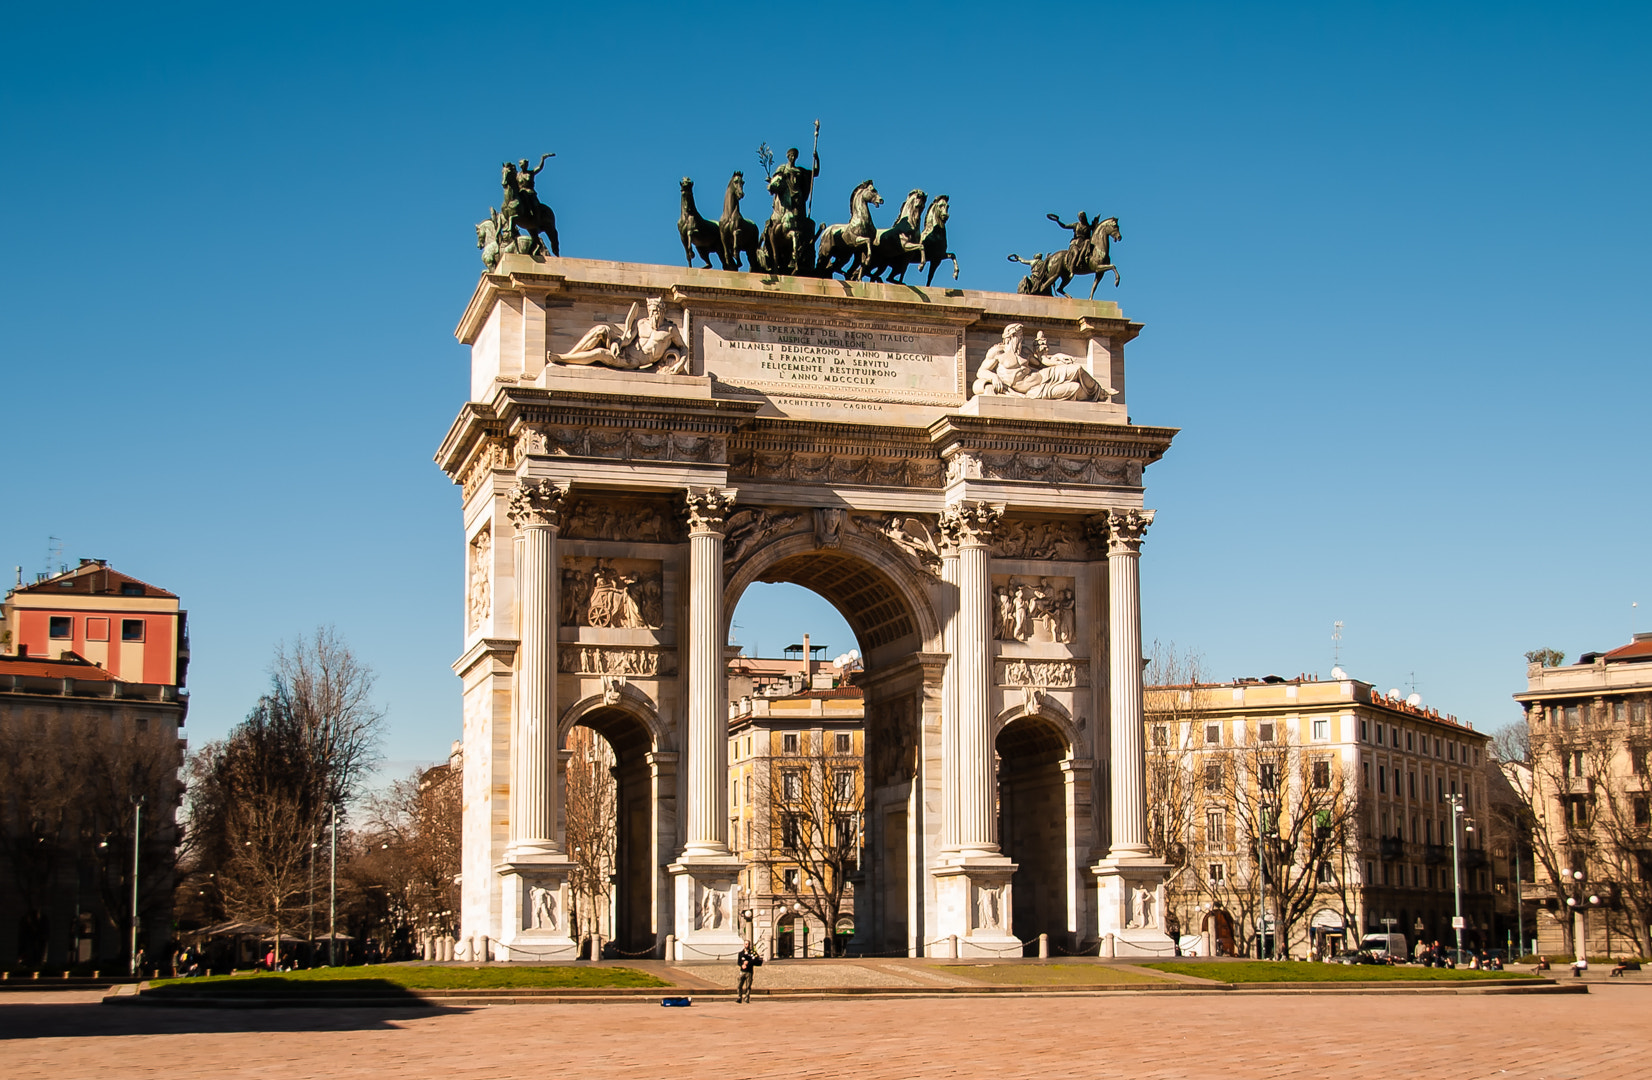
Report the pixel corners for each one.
[732,777,739,807]
[782,771,800,801]
[1426,818,1433,843]
[49,616,72,639]
[120,582,145,596]
[835,732,851,754]
[1208,863,1226,884]
[1362,761,1370,787]
[1434,737,1441,757]
[1448,742,1455,761]
[832,769,855,802]
[1565,705,1581,728]
[833,813,855,848]
[781,815,802,850]
[1379,767,1388,795]
[1437,778,1444,801]
[86,617,109,642]
[1206,808,1226,849]
[783,733,799,754]
[1566,750,1585,778]
[1635,798,1650,828]
[1311,718,1329,741]
[1205,761,1222,786]
[135,716,148,731]
[1259,763,1278,790]
[1205,723,1222,745]
[744,775,752,805]
[1412,865,1419,887]
[121,619,144,642]
[1366,860,1374,883]
[1634,701,1648,724]
[1632,747,1650,777]
[732,820,741,850]
[1406,731,1414,751]
[1375,724,1384,745]
[1317,860,1333,883]
[1152,724,1169,747]
[783,867,799,889]
[1360,719,1369,742]
[1564,795,1589,827]
[1408,772,1416,799]
[1312,759,1331,790]
[1258,722,1275,743]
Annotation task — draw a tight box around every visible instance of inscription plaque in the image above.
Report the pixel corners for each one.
[697,310,965,406]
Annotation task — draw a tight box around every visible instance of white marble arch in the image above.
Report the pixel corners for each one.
[556,682,672,751]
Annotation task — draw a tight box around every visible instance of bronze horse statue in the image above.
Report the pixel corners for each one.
[718,171,762,272]
[919,195,957,286]
[678,178,727,269]
[500,158,559,257]
[816,180,883,279]
[863,189,928,283]
[1037,217,1121,298]
[476,207,543,271]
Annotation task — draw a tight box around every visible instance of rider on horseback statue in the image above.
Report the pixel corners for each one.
[502,154,560,257]
[1047,211,1100,274]
[764,122,820,276]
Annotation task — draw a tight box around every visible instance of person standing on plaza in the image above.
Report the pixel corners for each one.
[736,939,762,1003]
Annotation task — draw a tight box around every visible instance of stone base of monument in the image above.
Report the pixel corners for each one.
[934,858,1022,958]
[496,860,579,962]
[1092,855,1175,959]
[957,393,1128,425]
[669,856,745,962]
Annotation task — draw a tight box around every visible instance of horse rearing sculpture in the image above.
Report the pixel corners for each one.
[816,180,883,280]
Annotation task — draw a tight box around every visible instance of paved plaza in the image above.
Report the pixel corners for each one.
[3,983,1648,1080]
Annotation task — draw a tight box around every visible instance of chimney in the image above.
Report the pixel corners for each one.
[803,633,811,684]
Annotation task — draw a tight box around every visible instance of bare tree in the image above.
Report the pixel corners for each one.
[0,728,77,964]
[1213,740,1362,959]
[563,727,616,952]
[752,730,863,955]
[1142,641,1209,938]
[361,763,463,946]
[1490,722,1532,766]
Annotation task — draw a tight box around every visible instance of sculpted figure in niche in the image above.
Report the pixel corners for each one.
[468,529,491,632]
[993,576,1075,643]
[700,887,726,930]
[972,323,1103,402]
[529,885,559,931]
[976,885,1001,931]
[586,561,647,628]
[1129,885,1155,930]
[554,298,689,374]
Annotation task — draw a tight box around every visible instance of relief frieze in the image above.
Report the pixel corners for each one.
[558,645,677,677]
[560,557,664,629]
[992,576,1075,643]
[990,520,1090,561]
[517,424,723,465]
[997,659,1089,688]
[946,451,1139,488]
[728,448,943,489]
[559,497,684,543]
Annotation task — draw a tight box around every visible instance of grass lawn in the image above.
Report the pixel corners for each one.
[941,963,1169,986]
[148,965,667,992]
[1143,961,1539,984]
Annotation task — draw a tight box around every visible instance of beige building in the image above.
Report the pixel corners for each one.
[1514,634,1652,958]
[728,641,864,957]
[1145,674,1493,958]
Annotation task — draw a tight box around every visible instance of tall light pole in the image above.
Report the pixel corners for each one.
[1563,867,1600,961]
[1447,793,1473,961]
[129,796,145,977]
[329,802,339,966]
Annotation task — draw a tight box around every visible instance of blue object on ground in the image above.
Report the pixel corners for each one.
[661,996,692,1007]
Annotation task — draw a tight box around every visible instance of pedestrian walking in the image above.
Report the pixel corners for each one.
[735,939,762,1003]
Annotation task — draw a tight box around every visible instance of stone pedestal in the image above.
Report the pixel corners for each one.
[669,857,745,961]
[1092,856,1174,958]
[934,860,1020,958]
[497,860,578,961]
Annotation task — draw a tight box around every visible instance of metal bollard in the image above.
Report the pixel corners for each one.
[1038,933,1049,959]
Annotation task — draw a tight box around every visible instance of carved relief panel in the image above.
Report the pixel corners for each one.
[467,527,492,633]
[558,496,685,543]
[991,575,1075,644]
[560,557,664,629]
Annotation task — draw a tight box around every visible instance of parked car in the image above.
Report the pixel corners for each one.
[1359,933,1407,960]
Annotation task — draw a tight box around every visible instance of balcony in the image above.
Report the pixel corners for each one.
[1377,837,1404,859]
[1424,844,1448,864]
[1463,848,1488,869]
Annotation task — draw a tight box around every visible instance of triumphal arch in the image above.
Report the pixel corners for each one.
[437,253,1177,960]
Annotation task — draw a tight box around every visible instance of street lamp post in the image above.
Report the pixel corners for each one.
[329,802,339,966]
[1563,867,1601,962]
[1447,793,1472,961]
[129,796,145,977]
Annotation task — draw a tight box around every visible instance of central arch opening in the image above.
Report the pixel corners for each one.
[996,714,1071,950]
[726,539,936,958]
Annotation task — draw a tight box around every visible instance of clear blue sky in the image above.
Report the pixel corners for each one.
[3,2,1647,780]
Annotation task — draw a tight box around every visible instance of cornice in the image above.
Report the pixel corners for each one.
[452,637,519,677]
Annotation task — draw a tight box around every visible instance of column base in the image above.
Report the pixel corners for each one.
[495,858,579,962]
[669,856,746,961]
[1092,855,1175,959]
[933,857,1020,958]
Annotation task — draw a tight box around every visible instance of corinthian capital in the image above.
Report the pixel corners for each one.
[508,479,568,529]
[684,487,738,535]
[1094,508,1155,555]
[939,501,1003,548]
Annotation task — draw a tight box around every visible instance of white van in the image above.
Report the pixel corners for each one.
[1359,932,1407,959]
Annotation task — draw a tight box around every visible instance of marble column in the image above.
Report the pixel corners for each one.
[681,487,737,859]
[1103,508,1155,859]
[944,502,1002,857]
[506,479,566,861]
[939,531,961,852]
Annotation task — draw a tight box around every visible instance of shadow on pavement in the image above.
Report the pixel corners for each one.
[0,989,471,1041]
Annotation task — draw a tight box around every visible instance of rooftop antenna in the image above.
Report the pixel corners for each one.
[1331,621,1344,670]
[1406,670,1419,696]
[43,536,63,580]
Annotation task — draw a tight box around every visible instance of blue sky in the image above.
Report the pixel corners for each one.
[3,2,1647,780]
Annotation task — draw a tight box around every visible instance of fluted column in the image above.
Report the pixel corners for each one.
[506,479,566,861]
[1103,508,1155,858]
[944,502,1002,857]
[682,487,737,859]
[939,530,961,852]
